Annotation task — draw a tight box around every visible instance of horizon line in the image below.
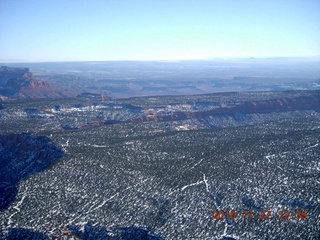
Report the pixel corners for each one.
[1,55,320,64]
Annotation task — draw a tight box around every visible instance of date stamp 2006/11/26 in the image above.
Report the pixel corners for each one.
[212,209,308,220]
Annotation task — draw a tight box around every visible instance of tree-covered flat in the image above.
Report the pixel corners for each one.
[0,90,319,239]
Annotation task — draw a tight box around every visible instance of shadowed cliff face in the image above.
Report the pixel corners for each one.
[0,134,64,210]
[7,228,49,240]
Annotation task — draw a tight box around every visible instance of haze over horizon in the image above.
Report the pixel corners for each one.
[1,0,320,62]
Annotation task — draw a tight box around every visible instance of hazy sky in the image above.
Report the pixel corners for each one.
[1,0,320,62]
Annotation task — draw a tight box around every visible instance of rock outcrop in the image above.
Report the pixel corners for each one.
[77,92,111,101]
[0,67,68,98]
[3,78,64,98]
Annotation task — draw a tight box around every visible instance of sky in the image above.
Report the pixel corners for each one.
[1,0,320,62]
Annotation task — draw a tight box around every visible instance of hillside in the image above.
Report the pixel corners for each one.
[0,133,64,210]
